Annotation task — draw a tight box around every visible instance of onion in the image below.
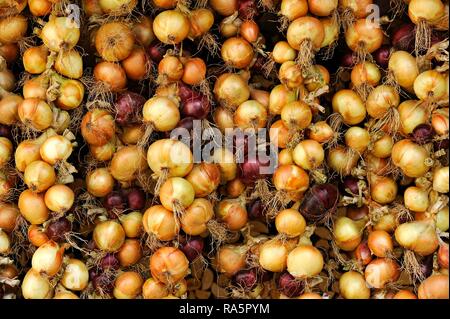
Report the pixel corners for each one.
[113,271,143,299]
[179,236,205,262]
[19,189,49,224]
[278,61,303,89]
[46,217,72,242]
[99,0,137,15]
[273,164,310,197]
[93,61,127,92]
[41,16,80,52]
[211,147,237,183]
[240,20,259,43]
[404,186,429,213]
[86,167,114,197]
[150,246,189,284]
[398,100,427,135]
[308,0,337,16]
[118,239,142,267]
[395,220,439,255]
[344,127,370,154]
[269,120,290,149]
[159,177,195,211]
[188,8,214,39]
[226,178,246,198]
[350,62,381,88]
[339,271,370,299]
[216,198,248,231]
[345,19,384,53]
[133,16,154,47]
[320,16,339,48]
[119,211,143,238]
[0,94,22,125]
[307,121,333,143]
[436,206,449,232]
[340,0,373,18]
[153,10,190,44]
[286,16,324,50]
[31,240,64,276]
[56,79,85,110]
[93,220,126,252]
[0,203,19,233]
[287,245,324,278]
[0,68,14,92]
[221,37,254,69]
[0,136,12,167]
[81,109,115,146]
[146,139,193,178]
[278,272,304,298]
[393,290,417,299]
[365,258,400,289]
[182,58,206,86]
[53,291,79,299]
[216,245,247,277]
[158,55,184,82]
[95,22,134,62]
[186,163,220,197]
[368,230,393,258]
[181,93,211,120]
[61,259,89,291]
[40,135,72,165]
[143,205,179,241]
[373,45,391,69]
[210,0,238,16]
[327,146,359,176]
[272,41,296,63]
[234,99,267,129]
[431,108,449,135]
[24,160,56,193]
[305,65,330,91]
[293,139,324,170]
[433,166,449,193]
[334,216,365,251]
[126,188,145,210]
[413,70,447,101]
[392,23,416,51]
[54,49,83,79]
[142,278,168,299]
[0,15,28,44]
[391,139,430,178]
[21,269,52,299]
[44,184,74,214]
[366,85,400,119]
[332,89,366,125]
[120,125,144,145]
[214,73,250,110]
[388,51,419,92]
[418,274,449,299]
[122,46,149,81]
[370,174,398,204]
[408,0,445,25]
[28,224,49,247]
[23,76,48,100]
[275,209,306,238]
[234,268,258,291]
[353,241,372,266]
[110,145,147,183]
[142,96,180,131]
[411,124,434,145]
[0,229,10,254]
[114,91,145,125]
[269,84,296,115]
[438,243,449,269]
[23,46,49,75]
[18,98,53,131]
[281,101,312,129]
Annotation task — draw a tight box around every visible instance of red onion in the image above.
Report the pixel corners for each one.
[181,93,211,119]
[178,82,195,102]
[342,176,360,195]
[411,124,435,145]
[115,91,146,125]
[126,188,146,210]
[392,23,415,52]
[434,139,449,152]
[278,272,304,298]
[239,0,258,20]
[0,124,11,139]
[247,199,264,219]
[234,268,258,290]
[419,255,434,280]
[101,254,120,271]
[148,41,167,63]
[103,191,126,213]
[347,205,369,221]
[373,45,391,69]
[341,51,357,68]
[46,217,72,242]
[176,117,195,131]
[93,273,114,295]
[239,156,270,184]
[179,237,204,262]
[299,184,339,222]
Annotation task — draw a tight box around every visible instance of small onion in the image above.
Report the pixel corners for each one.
[0,15,28,44]
[281,101,312,129]
[142,278,168,299]
[93,62,127,92]
[18,98,53,131]
[23,46,49,75]
[93,220,126,252]
[24,160,56,192]
[339,271,370,299]
[117,239,142,267]
[110,146,147,183]
[413,70,447,101]
[404,186,429,213]
[40,135,72,165]
[186,163,220,197]
[269,84,296,115]
[95,22,135,62]
[334,216,365,251]
[345,19,384,53]
[44,184,75,214]
[113,271,143,299]
[181,199,213,236]
[216,199,248,231]
[150,246,189,284]
[293,139,324,170]
[41,16,80,52]
[61,259,89,291]
[153,10,190,44]
[143,205,179,241]
[21,269,52,299]
[122,47,149,81]
[31,240,64,276]
[19,189,49,224]
[332,89,366,125]
[433,166,449,193]
[86,167,114,197]
[388,51,419,92]
[81,109,115,146]
[367,230,393,258]
[418,274,449,299]
[275,209,306,238]
[287,245,324,278]
[0,203,19,233]
[364,258,400,289]
[221,37,254,69]
[216,245,247,277]
[391,139,430,178]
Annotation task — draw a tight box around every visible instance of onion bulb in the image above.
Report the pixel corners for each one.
[395,220,439,255]
[287,245,324,278]
[31,240,64,276]
[93,220,126,252]
[61,259,89,291]
[153,10,190,44]
[41,16,80,52]
[86,167,114,197]
[391,139,430,177]
[150,246,189,284]
[142,205,179,241]
[44,184,74,214]
[339,271,370,299]
[21,269,52,299]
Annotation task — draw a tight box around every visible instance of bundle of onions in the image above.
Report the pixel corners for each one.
[286,16,324,71]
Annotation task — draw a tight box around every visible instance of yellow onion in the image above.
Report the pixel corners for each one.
[408,0,445,25]
[275,209,306,238]
[286,16,325,50]
[344,127,370,153]
[39,135,72,165]
[0,15,28,44]
[99,0,137,15]
[0,203,19,233]
[327,146,359,176]
[332,89,366,125]
[93,220,125,252]
[340,0,373,18]
[95,22,135,62]
[334,216,365,251]
[287,245,324,278]
[21,269,53,299]
[0,93,22,125]
[142,278,168,299]
[90,138,116,162]
[113,271,143,299]
[186,163,220,197]
[293,139,324,170]
[432,108,449,135]
[368,230,393,258]
[216,245,247,277]
[93,62,127,92]
[221,37,254,69]
[279,61,303,89]
[119,211,143,238]
[153,10,190,44]
[0,229,10,254]
[414,70,447,101]
[188,8,214,38]
[181,198,213,236]
[214,73,250,110]
[211,147,237,183]
[143,205,179,241]
[55,79,85,110]
[307,121,334,143]
[142,96,180,131]
[234,99,267,129]
[133,16,155,47]
[281,101,312,129]
[44,184,74,214]
[216,199,248,231]
[61,259,89,291]
[339,271,370,299]
[272,41,296,64]
[18,189,49,224]
[395,220,439,255]
[41,16,80,52]
[110,146,147,183]
[23,46,49,75]
[418,274,449,299]
[81,109,115,146]
[118,239,142,267]
[31,240,65,276]
[269,84,297,115]
[351,62,381,88]
[404,186,429,212]
[370,174,398,204]
[86,167,114,197]
[391,139,430,177]
[22,76,48,100]
[366,85,400,119]
[371,134,393,158]
[364,258,400,289]
[159,177,195,212]
[433,166,449,193]
[345,18,384,53]
[24,160,56,192]
[150,246,189,284]
[146,139,193,178]
[398,100,428,135]
[18,98,53,131]
[0,137,12,168]
[388,51,419,92]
